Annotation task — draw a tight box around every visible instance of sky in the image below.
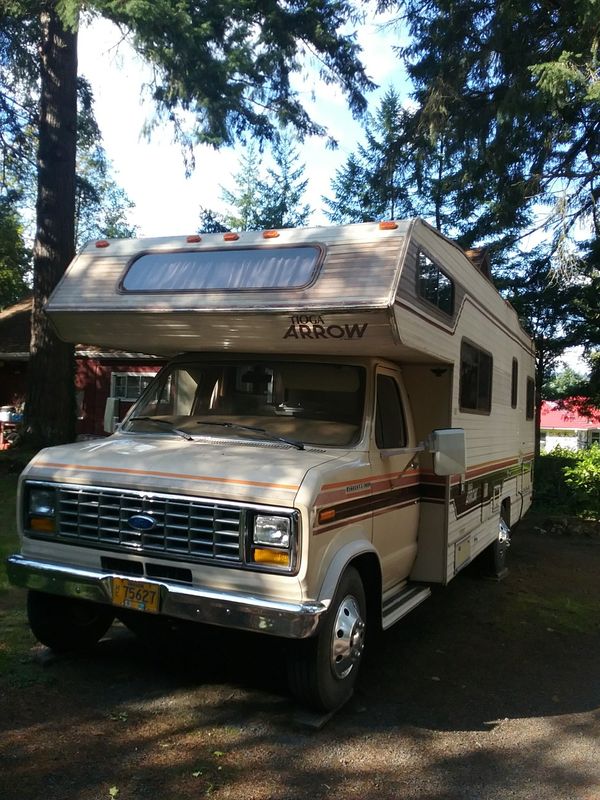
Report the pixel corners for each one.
[74,18,589,375]
[77,12,405,238]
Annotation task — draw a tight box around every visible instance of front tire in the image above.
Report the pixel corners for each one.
[27,590,115,653]
[287,567,366,712]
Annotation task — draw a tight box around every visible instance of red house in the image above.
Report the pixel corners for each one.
[0,298,163,439]
[540,399,600,453]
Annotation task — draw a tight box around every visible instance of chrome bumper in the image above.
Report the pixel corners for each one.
[6,555,325,639]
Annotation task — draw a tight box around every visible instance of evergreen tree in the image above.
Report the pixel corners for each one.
[198,206,229,234]
[75,145,136,246]
[220,135,312,230]
[323,88,460,229]
[0,195,30,309]
[377,0,599,254]
[221,144,264,231]
[258,134,311,229]
[323,153,375,224]
[0,1,372,446]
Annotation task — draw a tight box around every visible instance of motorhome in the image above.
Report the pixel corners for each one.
[8,219,535,712]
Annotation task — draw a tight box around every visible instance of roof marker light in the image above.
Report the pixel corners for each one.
[223,232,240,241]
[95,240,110,248]
[379,221,398,230]
[262,230,280,239]
[186,234,202,243]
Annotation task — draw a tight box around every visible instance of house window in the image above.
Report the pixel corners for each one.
[511,358,518,409]
[590,431,600,446]
[111,372,157,401]
[460,340,493,414]
[526,377,535,420]
[417,252,454,315]
[375,374,407,449]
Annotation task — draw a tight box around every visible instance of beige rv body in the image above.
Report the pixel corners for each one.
[9,219,534,708]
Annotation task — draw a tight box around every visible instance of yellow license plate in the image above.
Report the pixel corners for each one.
[112,577,160,614]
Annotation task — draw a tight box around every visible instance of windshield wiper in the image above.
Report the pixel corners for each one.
[128,417,194,442]
[195,421,305,451]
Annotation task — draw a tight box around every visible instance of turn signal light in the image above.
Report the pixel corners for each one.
[30,517,56,533]
[223,232,239,241]
[318,509,336,524]
[379,221,398,230]
[186,235,202,243]
[262,230,280,239]
[253,548,290,567]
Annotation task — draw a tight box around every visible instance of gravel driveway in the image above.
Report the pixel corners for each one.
[1,523,599,800]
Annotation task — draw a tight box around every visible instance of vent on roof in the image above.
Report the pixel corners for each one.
[464,247,491,280]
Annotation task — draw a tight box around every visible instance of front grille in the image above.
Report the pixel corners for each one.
[55,486,243,564]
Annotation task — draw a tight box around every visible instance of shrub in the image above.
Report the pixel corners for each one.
[534,447,579,515]
[563,444,600,521]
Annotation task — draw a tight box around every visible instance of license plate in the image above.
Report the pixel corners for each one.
[112,577,160,614]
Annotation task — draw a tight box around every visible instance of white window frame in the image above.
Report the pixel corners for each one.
[110,371,158,402]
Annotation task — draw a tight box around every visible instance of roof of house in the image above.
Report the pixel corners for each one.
[541,400,600,431]
[0,297,32,356]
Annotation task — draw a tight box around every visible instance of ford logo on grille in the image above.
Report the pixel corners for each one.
[128,514,156,531]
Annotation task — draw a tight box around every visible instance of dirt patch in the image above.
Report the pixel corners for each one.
[1,523,600,800]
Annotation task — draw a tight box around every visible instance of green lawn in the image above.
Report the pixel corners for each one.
[0,464,47,688]
[0,472,19,593]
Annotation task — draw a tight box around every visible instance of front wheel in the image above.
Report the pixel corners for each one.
[287,567,366,712]
[27,590,115,653]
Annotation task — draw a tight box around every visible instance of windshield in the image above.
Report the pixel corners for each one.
[124,360,366,447]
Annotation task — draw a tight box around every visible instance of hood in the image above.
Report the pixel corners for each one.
[24,433,347,506]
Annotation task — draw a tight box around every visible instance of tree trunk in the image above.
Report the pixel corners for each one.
[534,348,545,460]
[26,7,78,447]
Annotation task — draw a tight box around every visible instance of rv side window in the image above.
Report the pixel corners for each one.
[417,252,454,315]
[511,358,519,408]
[460,340,493,414]
[526,377,535,420]
[375,375,407,449]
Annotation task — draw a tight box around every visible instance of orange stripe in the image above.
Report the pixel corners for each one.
[35,461,299,492]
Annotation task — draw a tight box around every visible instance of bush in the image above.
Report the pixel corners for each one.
[563,444,600,521]
[534,447,579,515]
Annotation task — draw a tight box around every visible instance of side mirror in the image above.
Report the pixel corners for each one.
[103,397,120,434]
[427,428,466,476]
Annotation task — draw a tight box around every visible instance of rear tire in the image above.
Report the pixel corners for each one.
[484,512,511,580]
[27,590,115,653]
[287,567,366,712]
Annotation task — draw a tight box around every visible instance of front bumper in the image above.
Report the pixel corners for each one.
[7,555,325,639]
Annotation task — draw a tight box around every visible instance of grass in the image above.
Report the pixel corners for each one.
[511,592,600,635]
[0,458,52,687]
[0,473,19,593]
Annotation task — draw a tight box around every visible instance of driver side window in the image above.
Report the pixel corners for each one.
[375,374,407,449]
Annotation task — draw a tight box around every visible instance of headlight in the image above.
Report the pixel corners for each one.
[29,487,56,516]
[26,485,57,533]
[253,515,291,548]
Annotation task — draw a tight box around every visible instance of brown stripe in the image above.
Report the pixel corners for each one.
[315,480,446,534]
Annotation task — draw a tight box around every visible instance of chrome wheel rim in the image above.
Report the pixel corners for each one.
[499,518,511,547]
[331,595,365,679]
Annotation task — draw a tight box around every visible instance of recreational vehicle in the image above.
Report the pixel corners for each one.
[8,219,535,712]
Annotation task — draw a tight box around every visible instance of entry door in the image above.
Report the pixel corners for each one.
[371,368,420,590]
